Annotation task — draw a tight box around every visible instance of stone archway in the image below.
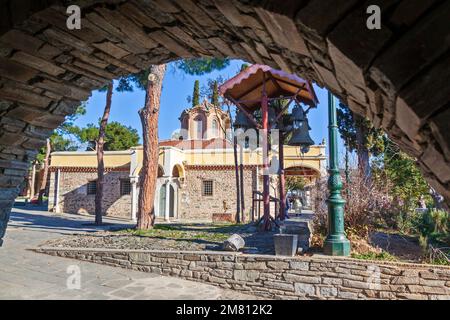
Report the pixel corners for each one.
[0,1,449,244]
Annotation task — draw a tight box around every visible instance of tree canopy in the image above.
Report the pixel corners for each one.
[372,139,431,212]
[75,121,139,151]
[174,58,230,75]
[286,176,308,192]
[337,103,385,156]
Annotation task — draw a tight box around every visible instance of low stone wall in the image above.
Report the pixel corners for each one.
[35,247,450,300]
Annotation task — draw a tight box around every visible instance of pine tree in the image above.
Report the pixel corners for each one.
[336,102,385,178]
[95,81,113,225]
[137,65,167,229]
[120,59,230,230]
[193,80,200,107]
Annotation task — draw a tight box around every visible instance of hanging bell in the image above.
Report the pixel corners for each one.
[290,105,306,126]
[288,119,314,149]
[234,109,252,129]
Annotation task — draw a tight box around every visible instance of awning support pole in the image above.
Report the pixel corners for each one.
[279,132,286,221]
[261,75,271,230]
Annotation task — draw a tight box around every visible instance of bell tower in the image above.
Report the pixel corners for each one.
[178,99,231,140]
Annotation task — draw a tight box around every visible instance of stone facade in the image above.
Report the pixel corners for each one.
[180,166,257,221]
[48,169,131,219]
[36,247,450,300]
[1,1,449,244]
[48,164,284,221]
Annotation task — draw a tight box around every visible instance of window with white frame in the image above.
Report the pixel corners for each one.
[212,119,218,137]
[194,116,203,139]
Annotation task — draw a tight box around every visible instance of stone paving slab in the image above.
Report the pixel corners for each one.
[0,207,259,300]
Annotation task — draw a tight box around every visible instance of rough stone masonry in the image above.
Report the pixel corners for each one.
[36,247,450,300]
[1,1,450,244]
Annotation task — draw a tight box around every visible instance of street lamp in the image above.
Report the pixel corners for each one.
[323,92,350,256]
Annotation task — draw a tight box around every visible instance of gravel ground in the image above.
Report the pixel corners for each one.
[40,223,278,254]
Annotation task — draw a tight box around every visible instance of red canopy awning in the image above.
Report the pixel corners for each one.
[219,64,318,110]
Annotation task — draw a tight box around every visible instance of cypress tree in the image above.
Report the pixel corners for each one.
[212,81,219,106]
[193,80,200,107]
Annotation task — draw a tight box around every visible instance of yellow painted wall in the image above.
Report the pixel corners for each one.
[50,143,326,177]
[181,145,325,174]
[50,151,132,168]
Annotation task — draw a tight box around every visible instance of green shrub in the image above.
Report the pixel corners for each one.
[411,209,449,245]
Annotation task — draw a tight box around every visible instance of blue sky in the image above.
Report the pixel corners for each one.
[75,59,346,159]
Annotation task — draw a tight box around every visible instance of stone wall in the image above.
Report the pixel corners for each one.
[50,166,259,222]
[48,169,131,219]
[180,166,256,220]
[1,1,450,244]
[36,247,450,300]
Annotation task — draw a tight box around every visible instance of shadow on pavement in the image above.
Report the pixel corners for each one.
[9,206,135,236]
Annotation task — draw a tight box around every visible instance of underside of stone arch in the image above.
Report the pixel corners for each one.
[0,0,449,244]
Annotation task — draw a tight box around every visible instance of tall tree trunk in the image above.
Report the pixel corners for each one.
[137,64,166,230]
[29,161,36,199]
[239,145,245,223]
[233,134,241,223]
[38,139,51,205]
[278,133,286,220]
[354,114,371,179]
[95,81,113,225]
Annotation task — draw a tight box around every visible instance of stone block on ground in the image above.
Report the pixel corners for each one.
[223,234,245,252]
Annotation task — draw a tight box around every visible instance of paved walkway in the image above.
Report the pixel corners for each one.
[0,206,255,300]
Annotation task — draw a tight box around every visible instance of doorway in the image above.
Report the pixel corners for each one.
[158,184,166,218]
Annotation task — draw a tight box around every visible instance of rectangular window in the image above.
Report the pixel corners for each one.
[87,180,97,195]
[120,179,131,196]
[202,180,213,196]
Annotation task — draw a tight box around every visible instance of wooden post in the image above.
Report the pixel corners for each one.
[239,143,245,222]
[261,83,270,230]
[233,134,241,223]
[279,132,286,220]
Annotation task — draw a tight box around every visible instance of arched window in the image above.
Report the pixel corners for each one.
[157,165,164,178]
[172,165,180,177]
[194,116,203,139]
[212,119,218,138]
[182,118,188,130]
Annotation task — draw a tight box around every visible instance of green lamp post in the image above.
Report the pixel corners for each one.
[323,92,350,256]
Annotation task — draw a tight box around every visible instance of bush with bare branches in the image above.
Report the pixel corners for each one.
[312,170,392,244]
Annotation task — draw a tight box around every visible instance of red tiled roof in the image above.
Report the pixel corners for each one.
[185,164,260,170]
[49,166,129,172]
[159,138,233,150]
[219,64,318,110]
